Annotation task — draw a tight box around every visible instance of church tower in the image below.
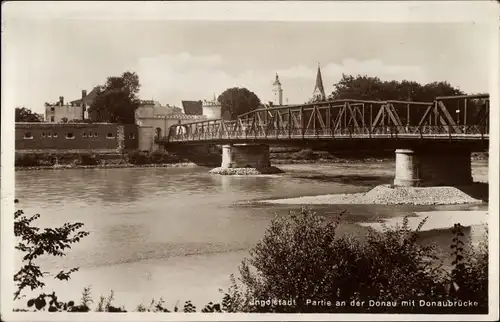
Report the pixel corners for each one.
[272,73,283,106]
[312,63,326,101]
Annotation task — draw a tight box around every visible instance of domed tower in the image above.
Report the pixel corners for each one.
[272,73,283,106]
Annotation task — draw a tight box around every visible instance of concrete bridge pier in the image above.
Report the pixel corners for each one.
[393,148,473,187]
[221,144,271,169]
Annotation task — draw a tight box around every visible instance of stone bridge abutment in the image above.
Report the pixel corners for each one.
[393,148,473,187]
[221,144,271,169]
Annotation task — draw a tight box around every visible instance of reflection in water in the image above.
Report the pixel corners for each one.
[96,170,142,203]
[14,163,487,309]
[211,174,274,195]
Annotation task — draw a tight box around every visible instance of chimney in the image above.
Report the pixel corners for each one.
[59,96,64,106]
[82,90,87,99]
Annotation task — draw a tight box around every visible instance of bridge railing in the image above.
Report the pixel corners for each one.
[162,124,489,143]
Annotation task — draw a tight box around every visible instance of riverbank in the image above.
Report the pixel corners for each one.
[15,162,199,171]
[14,150,489,171]
[14,159,380,171]
[12,158,393,172]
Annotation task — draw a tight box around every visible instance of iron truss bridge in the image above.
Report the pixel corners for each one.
[159,94,490,147]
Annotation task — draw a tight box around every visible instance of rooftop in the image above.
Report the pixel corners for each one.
[181,100,203,115]
[70,86,101,105]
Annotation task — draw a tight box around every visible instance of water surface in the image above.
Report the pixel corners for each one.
[14,162,487,309]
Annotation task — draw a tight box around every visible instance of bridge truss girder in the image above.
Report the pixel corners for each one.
[163,95,489,143]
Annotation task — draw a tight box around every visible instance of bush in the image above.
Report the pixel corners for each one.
[127,151,150,165]
[56,153,83,165]
[79,153,100,166]
[224,208,488,313]
[15,154,39,167]
[150,151,177,164]
[38,153,57,166]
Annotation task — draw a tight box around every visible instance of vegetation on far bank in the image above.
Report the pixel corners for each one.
[14,151,190,168]
[14,149,490,169]
[13,200,488,314]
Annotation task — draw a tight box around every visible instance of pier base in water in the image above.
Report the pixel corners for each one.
[393,149,473,187]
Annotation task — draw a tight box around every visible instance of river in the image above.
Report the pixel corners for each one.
[14,161,488,310]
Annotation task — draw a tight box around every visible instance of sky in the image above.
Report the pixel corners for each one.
[1,2,496,114]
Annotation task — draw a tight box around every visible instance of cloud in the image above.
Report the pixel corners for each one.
[138,53,265,103]
[137,53,432,105]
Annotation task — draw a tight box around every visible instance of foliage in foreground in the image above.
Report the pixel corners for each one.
[226,208,488,313]
[14,205,488,314]
[14,199,90,302]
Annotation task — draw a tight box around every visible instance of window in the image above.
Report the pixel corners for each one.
[50,116,55,122]
[83,132,87,137]
[23,132,33,139]
[94,132,98,137]
[41,132,46,138]
[47,133,52,138]
[53,133,58,138]
[66,132,75,139]
[50,107,55,112]
[106,133,115,139]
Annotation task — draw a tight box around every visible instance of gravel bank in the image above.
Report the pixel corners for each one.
[260,184,484,205]
[209,166,284,175]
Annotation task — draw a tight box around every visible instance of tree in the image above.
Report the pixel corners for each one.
[15,107,42,122]
[328,74,465,102]
[14,199,90,310]
[306,96,326,104]
[88,71,141,124]
[217,87,261,120]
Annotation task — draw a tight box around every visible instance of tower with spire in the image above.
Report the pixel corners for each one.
[312,63,326,101]
[272,73,283,106]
